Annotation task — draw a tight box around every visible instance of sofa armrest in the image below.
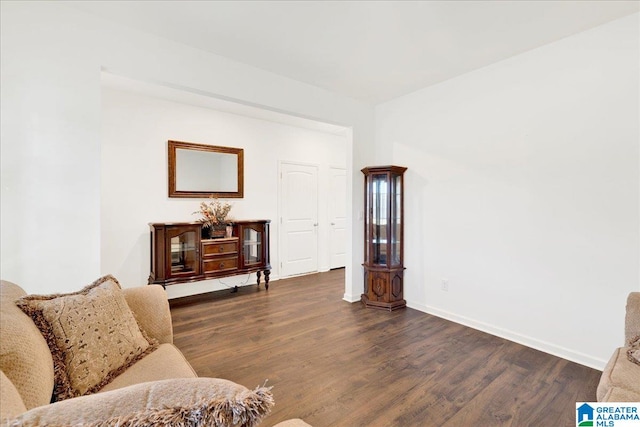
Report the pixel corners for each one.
[122,285,173,344]
[625,292,640,343]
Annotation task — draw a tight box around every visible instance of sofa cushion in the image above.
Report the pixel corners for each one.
[0,280,54,410]
[9,377,274,427]
[597,347,640,401]
[99,343,197,393]
[0,370,27,420]
[15,275,158,401]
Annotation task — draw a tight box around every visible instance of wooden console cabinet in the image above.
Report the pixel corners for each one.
[149,220,271,289]
[361,166,407,311]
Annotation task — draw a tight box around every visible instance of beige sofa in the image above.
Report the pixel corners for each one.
[597,292,640,401]
[0,279,309,427]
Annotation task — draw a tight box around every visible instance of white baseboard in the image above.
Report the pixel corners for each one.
[343,293,360,303]
[406,300,607,371]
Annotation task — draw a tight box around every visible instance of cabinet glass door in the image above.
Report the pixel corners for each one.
[372,174,389,265]
[169,229,199,276]
[389,173,402,266]
[243,227,262,266]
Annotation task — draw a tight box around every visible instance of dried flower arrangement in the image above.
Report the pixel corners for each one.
[193,197,233,229]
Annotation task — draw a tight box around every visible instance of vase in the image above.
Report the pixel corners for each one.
[201,227,212,239]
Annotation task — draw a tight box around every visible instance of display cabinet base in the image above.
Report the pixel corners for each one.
[360,294,406,311]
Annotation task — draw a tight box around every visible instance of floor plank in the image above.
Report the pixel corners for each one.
[170,269,601,427]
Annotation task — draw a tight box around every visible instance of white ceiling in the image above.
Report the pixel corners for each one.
[69,1,639,104]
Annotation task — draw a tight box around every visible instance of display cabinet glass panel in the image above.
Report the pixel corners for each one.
[170,230,199,275]
[390,173,402,266]
[243,227,263,266]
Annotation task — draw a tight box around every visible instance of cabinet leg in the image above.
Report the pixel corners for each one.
[264,270,270,290]
[256,270,261,289]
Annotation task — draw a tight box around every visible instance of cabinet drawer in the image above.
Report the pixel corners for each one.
[202,239,238,256]
[203,257,238,274]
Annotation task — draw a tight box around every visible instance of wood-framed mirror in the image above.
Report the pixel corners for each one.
[168,140,244,198]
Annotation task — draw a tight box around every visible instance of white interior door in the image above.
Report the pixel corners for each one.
[329,167,347,269]
[280,162,318,277]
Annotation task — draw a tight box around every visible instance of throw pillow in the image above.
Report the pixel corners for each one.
[15,275,158,401]
[628,335,640,366]
[9,377,274,427]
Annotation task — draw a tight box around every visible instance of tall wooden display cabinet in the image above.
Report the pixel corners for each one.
[361,166,407,311]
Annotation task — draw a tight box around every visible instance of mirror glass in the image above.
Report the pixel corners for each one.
[168,140,244,198]
[175,149,238,192]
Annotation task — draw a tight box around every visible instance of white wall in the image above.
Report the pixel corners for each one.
[375,13,639,369]
[101,87,347,297]
[0,1,374,297]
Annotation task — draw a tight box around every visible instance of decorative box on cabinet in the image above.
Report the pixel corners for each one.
[149,220,271,290]
[361,166,407,311]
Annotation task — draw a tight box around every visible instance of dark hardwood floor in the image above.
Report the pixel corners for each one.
[170,269,601,427]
